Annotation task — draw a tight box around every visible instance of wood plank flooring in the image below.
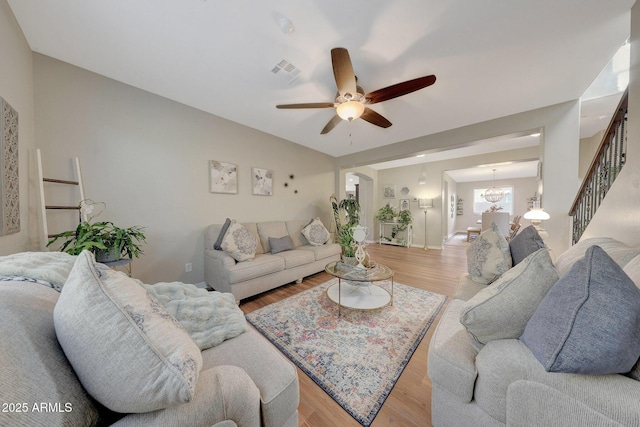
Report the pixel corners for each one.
[239,237,468,427]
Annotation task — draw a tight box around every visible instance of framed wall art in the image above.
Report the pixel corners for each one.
[209,160,237,194]
[399,199,410,211]
[0,97,19,236]
[252,167,273,196]
[383,185,395,199]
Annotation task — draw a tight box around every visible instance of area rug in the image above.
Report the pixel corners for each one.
[246,278,447,426]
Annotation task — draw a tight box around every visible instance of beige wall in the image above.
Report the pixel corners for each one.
[579,130,604,180]
[33,54,335,284]
[454,177,538,232]
[375,146,538,249]
[581,2,640,245]
[0,1,36,255]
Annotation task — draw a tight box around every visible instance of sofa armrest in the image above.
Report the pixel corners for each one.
[476,339,640,425]
[427,299,479,403]
[204,249,236,292]
[112,366,260,427]
[507,380,638,427]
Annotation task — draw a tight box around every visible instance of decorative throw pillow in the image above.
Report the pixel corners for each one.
[554,237,640,277]
[221,220,258,262]
[302,218,330,246]
[269,235,294,254]
[213,218,232,250]
[466,222,512,285]
[54,251,202,413]
[460,248,558,349]
[509,225,545,265]
[521,246,640,374]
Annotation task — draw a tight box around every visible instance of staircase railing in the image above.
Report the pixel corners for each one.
[569,90,628,244]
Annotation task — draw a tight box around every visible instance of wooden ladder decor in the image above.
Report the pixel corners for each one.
[36,149,86,249]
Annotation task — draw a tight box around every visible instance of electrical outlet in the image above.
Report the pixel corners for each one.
[185,263,192,273]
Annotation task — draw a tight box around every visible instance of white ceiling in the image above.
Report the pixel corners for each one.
[7,0,634,162]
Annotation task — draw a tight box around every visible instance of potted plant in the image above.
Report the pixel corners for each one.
[331,196,361,262]
[47,220,147,262]
[375,204,396,223]
[392,209,413,241]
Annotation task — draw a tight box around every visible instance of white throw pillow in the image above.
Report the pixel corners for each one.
[54,251,202,413]
[221,219,258,261]
[302,218,330,246]
[466,221,512,285]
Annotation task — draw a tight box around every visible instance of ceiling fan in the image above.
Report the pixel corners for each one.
[276,47,436,134]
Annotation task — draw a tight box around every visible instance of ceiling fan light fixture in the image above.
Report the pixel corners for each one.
[336,101,365,121]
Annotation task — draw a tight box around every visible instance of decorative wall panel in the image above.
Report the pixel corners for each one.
[0,97,19,235]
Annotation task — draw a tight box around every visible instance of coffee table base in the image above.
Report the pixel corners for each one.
[327,281,391,313]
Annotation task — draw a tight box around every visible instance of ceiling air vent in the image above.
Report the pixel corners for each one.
[270,57,301,84]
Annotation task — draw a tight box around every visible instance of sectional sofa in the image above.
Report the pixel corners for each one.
[205,220,341,301]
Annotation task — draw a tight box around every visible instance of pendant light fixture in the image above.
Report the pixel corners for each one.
[484,169,505,203]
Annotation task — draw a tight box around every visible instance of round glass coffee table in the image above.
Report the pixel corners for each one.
[325,261,394,316]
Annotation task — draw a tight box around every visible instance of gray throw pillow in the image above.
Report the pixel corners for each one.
[521,245,640,374]
[213,218,232,250]
[466,222,512,285]
[54,251,202,413]
[460,248,558,349]
[221,219,258,261]
[269,235,294,254]
[509,225,545,265]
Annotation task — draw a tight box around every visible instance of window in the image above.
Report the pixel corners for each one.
[473,186,514,215]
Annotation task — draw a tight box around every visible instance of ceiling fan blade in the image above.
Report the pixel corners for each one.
[331,47,357,97]
[361,107,392,128]
[365,75,436,104]
[276,102,335,109]
[320,114,343,134]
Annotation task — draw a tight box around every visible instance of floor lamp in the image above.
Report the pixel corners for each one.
[419,199,434,250]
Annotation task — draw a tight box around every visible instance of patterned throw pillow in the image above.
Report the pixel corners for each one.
[466,222,512,285]
[221,219,258,261]
[302,218,330,246]
[521,246,640,374]
[54,251,202,413]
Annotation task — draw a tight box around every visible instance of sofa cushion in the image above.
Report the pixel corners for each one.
[466,221,512,285]
[460,248,558,349]
[54,251,203,413]
[213,218,232,250]
[521,245,640,374]
[222,220,258,262]
[0,280,102,427]
[286,220,311,247]
[302,218,331,246]
[298,242,341,261]
[452,275,488,301]
[257,221,289,253]
[226,254,285,284]
[554,237,640,277]
[274,249,315,269]
[509,225,546,265]
[269,235,294,254]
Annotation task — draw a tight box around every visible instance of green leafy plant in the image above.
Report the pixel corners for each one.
[392,209,413,238]
[375,205,396,223]
[331,196,361,258]
[47,221,146,261]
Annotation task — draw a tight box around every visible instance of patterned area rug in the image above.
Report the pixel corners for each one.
[246,278,447,426]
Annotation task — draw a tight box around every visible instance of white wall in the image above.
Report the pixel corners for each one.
[33,54,336,284]
[0,1,35,255]
[454,177,538,232]
[581,2,640,245]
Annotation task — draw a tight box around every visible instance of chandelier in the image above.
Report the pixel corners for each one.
[484,169,505,203]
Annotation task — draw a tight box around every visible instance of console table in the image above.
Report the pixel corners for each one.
[378,222,413,247]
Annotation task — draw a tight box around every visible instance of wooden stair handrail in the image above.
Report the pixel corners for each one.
[568,90,628,216]
[43,177,79,185]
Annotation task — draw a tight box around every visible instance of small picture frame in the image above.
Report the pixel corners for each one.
[252,167,273,196]
[209,160,237,194]
[399,199,410,211]
[383,185,396,199]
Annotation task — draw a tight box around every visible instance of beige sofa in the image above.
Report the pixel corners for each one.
[428,236,640,426]
[205,220,341,301]
[0,253,299,427]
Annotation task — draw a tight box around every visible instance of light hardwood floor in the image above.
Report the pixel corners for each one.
[239,237,468,427]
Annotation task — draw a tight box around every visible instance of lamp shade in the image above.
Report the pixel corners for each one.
[419,198,433,209]
[336,101,365,121]
[523,209,550,221]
